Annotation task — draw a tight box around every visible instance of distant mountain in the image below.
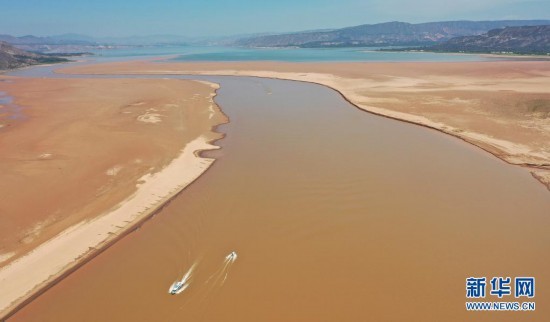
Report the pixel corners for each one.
[0,34,185,53]
[94,34,189,46]
[425,25,550,55]
[50,33,97,43]
[0,33,190,46]
[0,34,100,53]
[0,34,96,46]
[0,41,68,70]
[0,33,192,52]
[235,20,550,47]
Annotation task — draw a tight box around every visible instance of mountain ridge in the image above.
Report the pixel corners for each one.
[425,25,550,55]
[235,20,550,47]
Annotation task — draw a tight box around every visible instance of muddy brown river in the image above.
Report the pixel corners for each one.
[9,75,550,322]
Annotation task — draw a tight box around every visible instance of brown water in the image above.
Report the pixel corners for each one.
[10,76,550,322]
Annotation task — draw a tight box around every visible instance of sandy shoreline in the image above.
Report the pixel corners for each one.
[0,77,227,318]
[60,60,550,190]
[0,136,219,317]
[2,58,548,318]
[9,69,550,322]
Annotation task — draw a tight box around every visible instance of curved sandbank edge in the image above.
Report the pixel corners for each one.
[58,63,550,191]
[0,82,228,320]
[263,75,550,190]
[263,74,550,191]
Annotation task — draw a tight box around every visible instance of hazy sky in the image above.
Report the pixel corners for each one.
[1,0,549,37]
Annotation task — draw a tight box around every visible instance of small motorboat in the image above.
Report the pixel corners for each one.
[168,281,185,295]
[226,251,237,261]
[168,262,196,295]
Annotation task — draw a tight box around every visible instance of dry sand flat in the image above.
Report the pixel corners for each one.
[9,75,550,322]
[0,77,226,316]
[62,60,550,189]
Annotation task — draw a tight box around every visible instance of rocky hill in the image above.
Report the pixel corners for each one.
[427,25,550,54]
[236,20,550,47]
[0,41,68,70]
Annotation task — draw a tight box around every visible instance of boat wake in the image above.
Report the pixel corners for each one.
[205,251,238,287]
[167,252,238,319]
[168,262,197,295]
[168,251,237,298]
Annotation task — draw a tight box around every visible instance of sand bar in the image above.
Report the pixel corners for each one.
[9,75,550,322]
[61,60,550,189]
[0,77,226,317]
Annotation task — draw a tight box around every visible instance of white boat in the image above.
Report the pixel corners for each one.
[168,263,196,295]
[226,251,237,261]
[168,281,185,295]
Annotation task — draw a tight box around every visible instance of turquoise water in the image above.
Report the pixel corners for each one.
[91,45,498,62]
[8,45,502,78]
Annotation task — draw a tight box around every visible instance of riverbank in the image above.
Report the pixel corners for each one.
[61,60,550,190]
[0,77,227,317]
[9,74,550,322]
